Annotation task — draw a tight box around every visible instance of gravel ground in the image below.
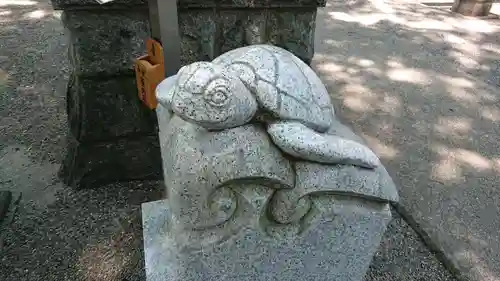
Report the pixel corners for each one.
[0,181,163,281]
[0,0,456,281]
[0,1,67,162]
[367,210,457,281]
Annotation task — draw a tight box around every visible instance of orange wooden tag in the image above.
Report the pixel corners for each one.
[146,38,164,66]
[134,39,165,110]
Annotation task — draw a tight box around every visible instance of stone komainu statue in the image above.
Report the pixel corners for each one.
[146,44,398,281]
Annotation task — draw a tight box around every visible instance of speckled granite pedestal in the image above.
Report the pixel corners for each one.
[143,91,398,281]
[142,198,392,281]
[141,43,400,281]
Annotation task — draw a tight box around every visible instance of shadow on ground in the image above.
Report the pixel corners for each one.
[0,1,163,281]
[313,1,500,281]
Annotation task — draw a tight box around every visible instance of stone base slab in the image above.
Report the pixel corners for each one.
[142,198,392,281]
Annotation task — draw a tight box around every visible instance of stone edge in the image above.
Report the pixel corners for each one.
[142,199,170,281]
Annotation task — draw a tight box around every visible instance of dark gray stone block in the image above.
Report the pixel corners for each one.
[0,190,12,225]
[216,0,326,7]
[267,9,317,64]
[51,0,326,9]
[51,0,146,9]
[63,8,318,76]
[179,9,317,64]
[59,135,162,189]
[66,75,157,142]
[56,0,324,189]
[63,10,150,76]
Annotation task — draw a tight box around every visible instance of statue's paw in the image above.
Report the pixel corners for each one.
[267,122,380,169]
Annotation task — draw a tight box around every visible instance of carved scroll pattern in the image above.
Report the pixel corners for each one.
[169,177,332,256]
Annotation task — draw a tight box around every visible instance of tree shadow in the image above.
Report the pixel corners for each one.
[313,1,500,280]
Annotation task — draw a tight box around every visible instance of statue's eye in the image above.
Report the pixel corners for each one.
[204,85,230,107]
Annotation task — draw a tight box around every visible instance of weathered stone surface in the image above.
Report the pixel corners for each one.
[0,190,12,225]
[212,44,333,132]
[155,105,172,143]
[159,115,294,228]
[67,75,157,142]
[56,0,325,189]
[325,118,400,200]
[156,75,178,109]
[51,0,326,9]
[198,0,327,7]
[143,195,392,281]
[267,9,318,63]
[147,78,399,279]
[170,62,258,130]
[451,0,493,17]
[155,77,177,137]
[162,43,380,170]
[300,162,398,204]
[178,10,217,64]
[167,45,333,133]
[63,10,150,76]
[51,0,146,9]
[61,9,319,77]
[60,135,162,189]
[270,161,398,224]
[268,122,380,168]
[179,10,319,65]
[269,161,397,225]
